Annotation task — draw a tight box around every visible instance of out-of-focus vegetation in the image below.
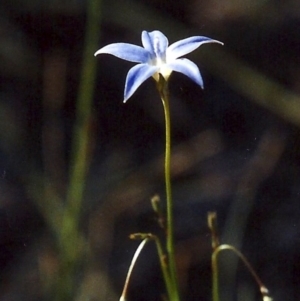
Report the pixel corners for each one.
[0,0,299,301]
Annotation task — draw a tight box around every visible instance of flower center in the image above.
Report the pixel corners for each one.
[149,35,172,81]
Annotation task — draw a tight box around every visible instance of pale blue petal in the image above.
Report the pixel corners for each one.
[124,64,159,102]
[167,36,223,60]
[144,30,168,59]
[167,58,204,88]
[94,43,150,63]
[141,31,155,57]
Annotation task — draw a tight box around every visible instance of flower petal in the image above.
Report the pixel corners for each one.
[167,58,204,88]
[94,43,150,63]
[167,36,223,60]
[141,31,155,56]
[124,64,159,102]
[143,30,168,59]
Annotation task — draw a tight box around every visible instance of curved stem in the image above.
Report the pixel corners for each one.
[120,238,150,301]
[157,76,180,301]
[212,244,270,301]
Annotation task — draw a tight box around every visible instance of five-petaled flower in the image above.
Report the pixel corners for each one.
[94,30,223,102]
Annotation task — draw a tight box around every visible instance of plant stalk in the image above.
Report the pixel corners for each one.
[55,0,102,300]
[157,76,180,301]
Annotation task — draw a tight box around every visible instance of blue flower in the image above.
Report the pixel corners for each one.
[95,30,223,102]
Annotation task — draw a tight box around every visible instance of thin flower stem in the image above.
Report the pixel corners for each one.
[212,244,270,301]
[157,76,180,301]
[208,212,220,301]
[120,238,149,301]
[129,233,173,300]
[211,247,220,301]
[153,235,174,299]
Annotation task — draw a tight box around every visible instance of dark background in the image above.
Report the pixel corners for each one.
[0,0,299,300]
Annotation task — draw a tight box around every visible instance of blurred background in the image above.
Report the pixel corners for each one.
[0,0,299,300]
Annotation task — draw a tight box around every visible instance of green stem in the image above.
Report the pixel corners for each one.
[65,0,101,221]
[153,235,174,299]
[212,244,270,301]
[56,0,102,300]
[157,76,180,301]
[208,212,220,301]
[211,247,220,301]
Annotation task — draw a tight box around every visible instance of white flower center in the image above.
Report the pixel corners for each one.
[148,37,173,81]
